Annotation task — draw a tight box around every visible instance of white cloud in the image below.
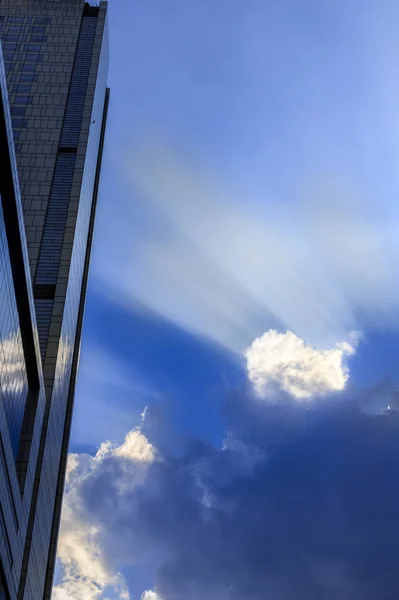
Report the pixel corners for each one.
[52,391,399,600]
[114,428,156,461]
[53,429,156,600]
[52,361,397,599]
[52,589,74,600]
[141,592,162,600]
[245,330,356,400]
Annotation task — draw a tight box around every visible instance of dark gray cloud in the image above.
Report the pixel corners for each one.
[58,394,399,600]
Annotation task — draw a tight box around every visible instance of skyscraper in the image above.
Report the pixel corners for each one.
[0,2,109,598]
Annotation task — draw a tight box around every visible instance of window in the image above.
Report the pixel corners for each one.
[11,106,26,116]
[25,53,40,62]
[5,34,19,41]
[31,25,45,33]
[9,25,22,32]
[34,17,49,24]
[26,44,41,51]
[15,144,22,152]
[11,117,27,128]
[14,96,32,105]
[3,42,16,50]
[21,64,35,71]
[19,73,35,81]
[16,84,31,93]
[10,17,24,23]
[31,35,46,43]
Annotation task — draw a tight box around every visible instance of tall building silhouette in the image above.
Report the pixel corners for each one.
[0,2,109,598]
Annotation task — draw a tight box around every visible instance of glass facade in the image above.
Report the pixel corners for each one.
[0,2,109,599]
[0,40,45,600]
[0,14,50,149]
[0,198,29,457]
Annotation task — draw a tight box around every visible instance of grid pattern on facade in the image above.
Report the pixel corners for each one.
[60,16,97,148]
[0,41,47,600]
[32,12,97,362]
[0,15,49,149]
[33,297,53,362]
[0,2,109,599]
[0,3,86,281]
[35,153,77,285]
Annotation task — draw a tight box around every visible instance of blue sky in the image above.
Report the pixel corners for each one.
[53,1,399,599]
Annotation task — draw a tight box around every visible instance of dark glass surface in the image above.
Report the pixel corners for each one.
[0,4,109,597]
[0,201,29,458]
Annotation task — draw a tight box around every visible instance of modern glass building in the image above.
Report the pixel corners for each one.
[0,2,109,598]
